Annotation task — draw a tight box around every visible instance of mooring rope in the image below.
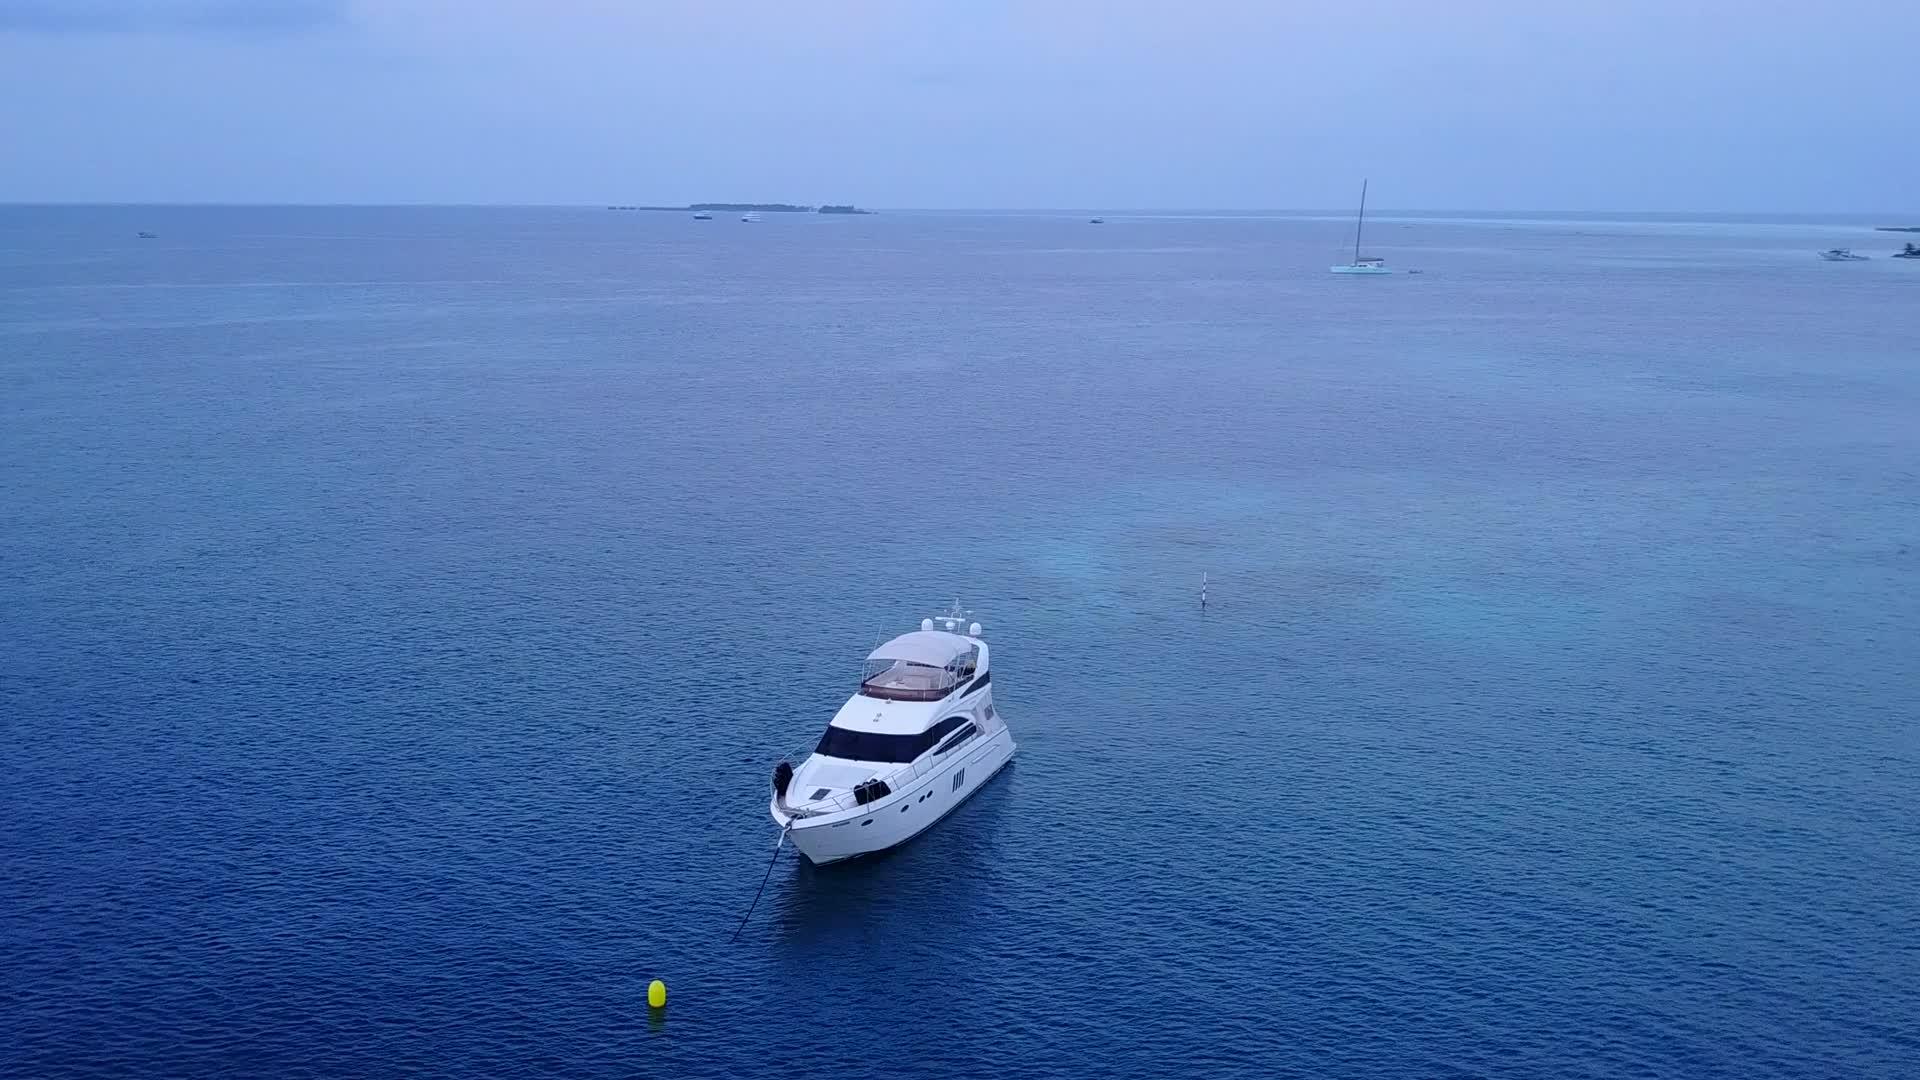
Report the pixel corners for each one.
[730,825,790,943]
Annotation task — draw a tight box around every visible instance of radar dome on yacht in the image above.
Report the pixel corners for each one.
[969,622,982,637]
[921,618,933,632]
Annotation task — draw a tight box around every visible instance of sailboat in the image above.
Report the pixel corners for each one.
[1330,179,1391,274]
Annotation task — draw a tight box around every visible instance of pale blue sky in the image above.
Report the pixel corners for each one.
[2,0,1914,211]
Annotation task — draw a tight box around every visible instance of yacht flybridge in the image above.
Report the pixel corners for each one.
[770,605,1017,865]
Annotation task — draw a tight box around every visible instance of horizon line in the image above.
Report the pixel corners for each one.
[0,201,1912,220]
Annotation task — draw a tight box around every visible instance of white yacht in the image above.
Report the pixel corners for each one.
[1331,179,1392,274]
[740,212,760,223]
[1818,248,1869,261]
[770,606,1016,865]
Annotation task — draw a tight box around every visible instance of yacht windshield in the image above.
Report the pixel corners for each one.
[815,715,977,763]
[814,726,926,763]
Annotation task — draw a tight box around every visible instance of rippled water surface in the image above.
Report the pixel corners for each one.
[4,206,1918,1078]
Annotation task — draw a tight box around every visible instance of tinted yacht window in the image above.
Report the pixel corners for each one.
[934,723,979,755]
[815,716,973,762]
[814,728,922,763]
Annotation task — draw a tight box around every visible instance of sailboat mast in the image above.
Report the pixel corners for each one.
[1354,179,1368,262]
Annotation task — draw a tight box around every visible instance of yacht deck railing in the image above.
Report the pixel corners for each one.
[774,741,976,818]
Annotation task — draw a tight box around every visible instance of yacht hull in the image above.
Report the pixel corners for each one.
[1331,263,1392,274]
[776,728,1016,866]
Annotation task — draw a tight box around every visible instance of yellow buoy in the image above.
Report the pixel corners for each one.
[647,979,667,1009]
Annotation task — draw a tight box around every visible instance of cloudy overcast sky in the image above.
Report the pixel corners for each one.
[1,0,1913,210]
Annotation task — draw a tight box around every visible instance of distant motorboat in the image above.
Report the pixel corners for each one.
[136,231,157,239]
[740,212,760,223]
[1089,217,1105,224]
[693,211,713,220]
[1818,248,1869,261]
[1892,243,1920,260]
[1330,180,1391,274]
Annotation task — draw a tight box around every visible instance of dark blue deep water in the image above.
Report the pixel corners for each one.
[4,206,1918,1078]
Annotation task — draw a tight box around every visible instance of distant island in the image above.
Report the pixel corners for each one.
[1875,226,1920,233]
[610,202,874,214]
[688,203,810,213]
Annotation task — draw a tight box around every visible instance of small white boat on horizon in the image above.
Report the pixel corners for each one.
[770,604,1016,865]
[1819,248,1869,261]
[740,212,760,223]
[1332,256,1390,275]
[1331,179,1392,274]
[693,211,713,220]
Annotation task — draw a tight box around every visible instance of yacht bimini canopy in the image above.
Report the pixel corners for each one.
[866,630,972,667]
[861,631,979,702]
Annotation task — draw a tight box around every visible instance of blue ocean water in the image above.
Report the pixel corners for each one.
[3,205,1917,1079]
